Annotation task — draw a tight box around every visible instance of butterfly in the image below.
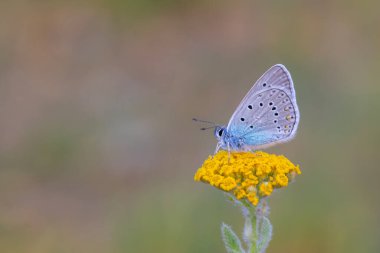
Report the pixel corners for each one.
[196,64,300,153]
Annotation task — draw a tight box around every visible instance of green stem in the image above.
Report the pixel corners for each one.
[242,200,269,253]
[225,195,272,253]
[249,205,259,253]
[250,215,258,253]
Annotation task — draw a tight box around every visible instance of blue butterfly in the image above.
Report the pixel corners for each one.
[196,64,300,153]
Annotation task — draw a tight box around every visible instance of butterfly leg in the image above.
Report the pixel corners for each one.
[245,146,254,153]
[227,143,231,163]
[214,143,221,155]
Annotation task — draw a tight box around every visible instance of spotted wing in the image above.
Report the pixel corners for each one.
[226,64,300,149]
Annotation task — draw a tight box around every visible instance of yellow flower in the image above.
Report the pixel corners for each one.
[259,182,273,196]
[247,192,259,206]
[220,177,237,191]
[194,150,301,206]
[234,187,247,199]
[275,174,289,187]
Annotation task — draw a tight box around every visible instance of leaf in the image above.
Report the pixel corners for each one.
[221,223,246,253]
[257,217,272,253]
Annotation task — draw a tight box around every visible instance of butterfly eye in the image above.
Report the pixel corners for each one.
[218,129,224,136]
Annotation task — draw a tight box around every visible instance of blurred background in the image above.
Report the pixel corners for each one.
[0,0,379,252]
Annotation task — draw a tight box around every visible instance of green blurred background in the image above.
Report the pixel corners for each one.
[0,0,379,252]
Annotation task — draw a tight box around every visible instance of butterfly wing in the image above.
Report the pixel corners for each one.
[226,64,300,149]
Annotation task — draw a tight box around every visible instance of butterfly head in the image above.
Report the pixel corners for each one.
[214,126,227,141]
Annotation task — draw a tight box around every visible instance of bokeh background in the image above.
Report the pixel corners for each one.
[1,1,379,252]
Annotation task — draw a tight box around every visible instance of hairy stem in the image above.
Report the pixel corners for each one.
[241,200,271,253]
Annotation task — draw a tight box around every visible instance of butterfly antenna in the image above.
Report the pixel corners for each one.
[200,126,215,131]
[192,118,219,131]
[192,118,216,125]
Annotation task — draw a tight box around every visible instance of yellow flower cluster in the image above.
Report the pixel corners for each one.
[194,151,301,206]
